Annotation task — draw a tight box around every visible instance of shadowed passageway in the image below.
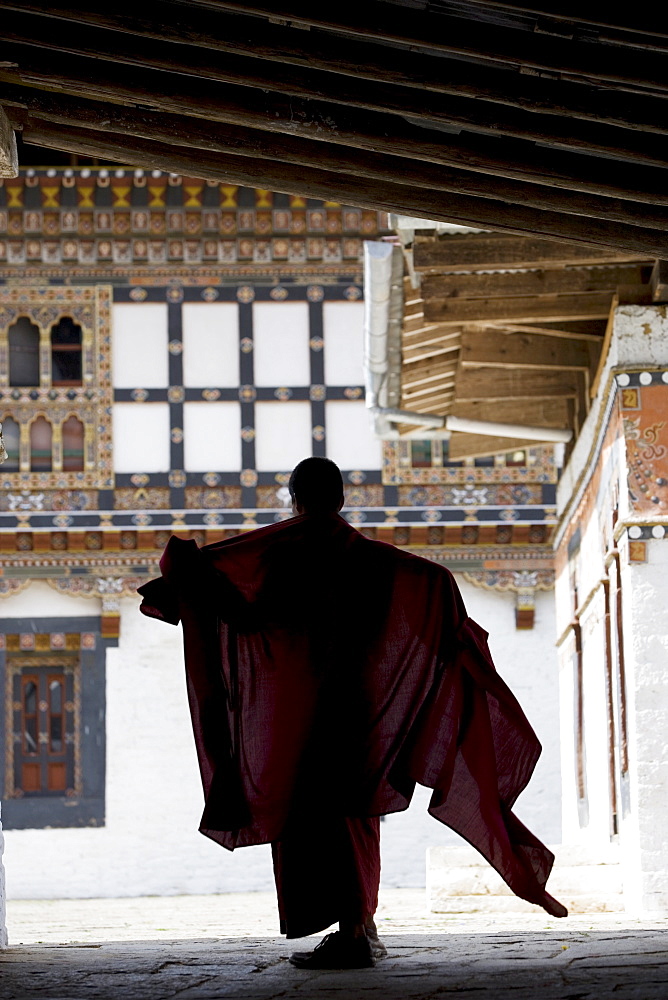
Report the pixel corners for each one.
[1,891,667,999]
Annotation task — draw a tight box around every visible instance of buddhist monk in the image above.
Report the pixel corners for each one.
[139,456,566,969]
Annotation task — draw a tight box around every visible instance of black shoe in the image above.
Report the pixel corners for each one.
[289,931,375,969]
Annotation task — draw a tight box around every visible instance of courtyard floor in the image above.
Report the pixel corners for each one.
[1,889,668,999]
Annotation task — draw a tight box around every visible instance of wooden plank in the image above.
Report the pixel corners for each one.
[7,1,668,141]
[424,292,614,325]
[482,322,605,342]
[22,121,668,257]
[451,398,571,427]
[651,260,668,303]
[414,236,649,273]
[403,359,460,389]
[399,390,455,412]
[589,295,618,400]
[447,433,547,461]
[459,330,599,370]
[455,369,581,400]
[422,265,651,300]
[403,342,461,365]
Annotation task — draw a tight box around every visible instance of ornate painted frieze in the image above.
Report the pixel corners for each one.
[0,173,387,280]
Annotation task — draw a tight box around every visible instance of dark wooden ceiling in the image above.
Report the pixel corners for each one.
[1,2,668,255]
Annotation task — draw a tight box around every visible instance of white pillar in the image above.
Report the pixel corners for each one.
[0,803,8,947]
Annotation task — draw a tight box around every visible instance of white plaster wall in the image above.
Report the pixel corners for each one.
[0,581,101,618]
[182,303,239,388]
[0,804,7,947]
[183,402,242,472]
[112,403,171,474]
[621,546,668,913]
[323,301,365,386]
[325,400,383,471]
[253,302,310,387]
[4,598,276,900]
[3,578,560,898]
[112,304,168,389]
[254,401,312,472]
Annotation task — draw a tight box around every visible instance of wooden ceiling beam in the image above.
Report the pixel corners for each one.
[424,291,614,325]
[422,264,652,300]
[20,121,668,258]
[196,2,668,92]
[413,236,649,273]
[3,65,668,213]
[6,1,668,138]
[3,46,668,213]
[463,5,668,40]
[459,330,599,370]
[455,368,581,400]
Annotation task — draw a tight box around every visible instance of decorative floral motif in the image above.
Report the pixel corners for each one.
[240,469,258,487]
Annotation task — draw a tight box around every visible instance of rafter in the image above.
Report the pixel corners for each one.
[22,121,668,257]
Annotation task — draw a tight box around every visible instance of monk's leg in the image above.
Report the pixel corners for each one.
[272,814,380,941]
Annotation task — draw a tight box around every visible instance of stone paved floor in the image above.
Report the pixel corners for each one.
[2,890,668,999]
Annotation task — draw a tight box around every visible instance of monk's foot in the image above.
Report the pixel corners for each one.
[289,931,374,969]
[365,920,388,961]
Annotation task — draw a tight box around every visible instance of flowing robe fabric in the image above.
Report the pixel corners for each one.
[138,512,567,923]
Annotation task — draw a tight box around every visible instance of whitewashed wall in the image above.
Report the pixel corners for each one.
[556,305,668,914]
[0,804,7,947]
[3,576,560,899]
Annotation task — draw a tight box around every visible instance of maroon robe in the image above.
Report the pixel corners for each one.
[138,512,567,927]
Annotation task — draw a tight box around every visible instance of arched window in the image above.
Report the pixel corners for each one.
[30,416,52,472]
[9,316,40,387]
[51,317,82,386]
[61,415,85,471]
[1,416,20,471]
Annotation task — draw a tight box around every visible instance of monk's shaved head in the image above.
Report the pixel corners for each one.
[289,457,344,514]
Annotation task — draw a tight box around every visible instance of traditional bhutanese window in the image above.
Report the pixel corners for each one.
[51,316,83,386]
[61,414,85,471]
[30,416,53,472]
[12,660,76,796]
[410,440,433,468]
[505,449,527,467]
[8,316,40,387]
[1,415,20,471]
